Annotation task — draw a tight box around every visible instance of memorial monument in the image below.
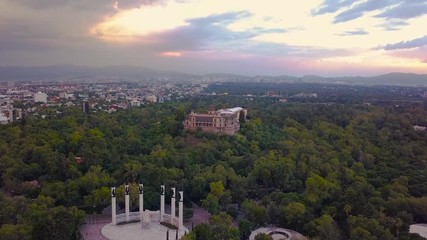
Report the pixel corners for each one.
[102,183,188,240]
[109,183,184,230]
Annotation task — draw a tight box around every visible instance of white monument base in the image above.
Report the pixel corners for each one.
[101,221,188,240]
[141,211,152,229]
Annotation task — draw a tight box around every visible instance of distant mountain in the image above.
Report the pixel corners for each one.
[237,73,427,86]
[369,72,427,86]
[0,65,195,82]
[298,73,427,86]
[0,65,426,86]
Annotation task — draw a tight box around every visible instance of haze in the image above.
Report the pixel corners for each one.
[1,0,427,76]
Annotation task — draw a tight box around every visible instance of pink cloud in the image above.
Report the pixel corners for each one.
[159,51,182,57]
[386,46,427,63]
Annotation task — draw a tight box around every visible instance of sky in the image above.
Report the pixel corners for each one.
[0,0,427,76]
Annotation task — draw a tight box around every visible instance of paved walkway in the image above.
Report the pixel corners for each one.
[410,224,427,239]
[80,203,210,240]
[102,222,187,240]
[80,215,110,240]
[185,203,211,228]
[249,227,307,240]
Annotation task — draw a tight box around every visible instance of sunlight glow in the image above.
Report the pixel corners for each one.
[159,51,182,57]
[90,0,427,73]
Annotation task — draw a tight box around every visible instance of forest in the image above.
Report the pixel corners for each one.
[0,92,427,240]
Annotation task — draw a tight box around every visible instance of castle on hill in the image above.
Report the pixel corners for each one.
[183,106,247,135]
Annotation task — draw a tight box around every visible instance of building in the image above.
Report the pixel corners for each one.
[0,112,8,124]
[59,92,69,99]
[130,99,141,107]
[34,91,48,103]
[83,101,90,114]
[413,125,426,131]
[9,109,17,122]
[294,92,318,98]
[145,95,157,103]
[183,106,247,135]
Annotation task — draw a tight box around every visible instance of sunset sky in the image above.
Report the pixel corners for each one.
[1,0,427,76]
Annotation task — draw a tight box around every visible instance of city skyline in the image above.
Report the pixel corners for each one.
[1,0,427,76]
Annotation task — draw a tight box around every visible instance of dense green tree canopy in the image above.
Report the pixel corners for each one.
[0,92,426,239]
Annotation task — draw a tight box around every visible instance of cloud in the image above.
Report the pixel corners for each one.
[378,20,409,31]
[2,0,427,75]
[314,0,427,23]
[333,0,400,23]
[159,51,182,57]
[14,0,71,9]
[382,46,427,65]
[98,11,287,53]
[116,0,167,9]
[146,11,257,51]
[311,0,356,15]
[14,0,164,10]
[375,1,427,20]
[106,10,350,63]
[338,29,368,36]
[382,35,427,50]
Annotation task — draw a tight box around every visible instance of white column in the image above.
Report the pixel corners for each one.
[111,187,117,225]
[178,191,183,229]
[171,187,176,219]
[125,184,130,222]
[160,185,165,222]
[139,184,144,221]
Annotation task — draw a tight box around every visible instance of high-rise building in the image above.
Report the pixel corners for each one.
[12,109,17,122]
[83,101,90,114]
[8,109,17,122]
[34,91,48,103]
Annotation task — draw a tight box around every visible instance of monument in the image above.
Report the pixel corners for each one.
[139,184,144,221]
[111,187,116,225]
[160,185,165,222]
[103,183,188,240]
[109,183,185,230]
[125,183,130,222]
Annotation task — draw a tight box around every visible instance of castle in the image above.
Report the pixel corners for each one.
[183,106,247,135]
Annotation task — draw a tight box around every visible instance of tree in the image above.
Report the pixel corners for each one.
[282,202,306,231]
[202,194,221,215]
[193,223,210,240]
[0,224,31,240]
[210,212,239,240]
[254,233,273,240]
[241,200,267,226]
[311,214,341,240]
[305,174,339,207]
[348,215,395,240]
[239,219,254,240]
[84,186,111,207]
[209,180,225,198]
